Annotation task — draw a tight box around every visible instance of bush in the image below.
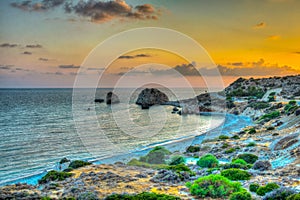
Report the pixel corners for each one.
[289,100,297,105]
[168,155,185,165]
[267,126,275,130]
[223,163,250,170]
[186,145,200,153]
[287,193,300,200]
[185,174,243,198]
[78,192,99,200]
[59,157,70,164]
[247,142,256,147]
[249,102,270,110]
[221,143,229,149]
[231,135,240,140]
[140,146,171,164]
[105,192,180,200]
[38,170,72,184]
[197,154,219,168]
[219,135,230,140]
[234,153,258,164]
[248,128,256,134]
[225,148,236,154]
[165,163,195,176]
[256,183,280,196]
[127,158,167,169]
[260,111,280,121]
[229,191,252,200]
[263,187,297,200]
[69,160,91,169]
[232,159,247,165]
[249,183,260,192]
[221,169,251,181]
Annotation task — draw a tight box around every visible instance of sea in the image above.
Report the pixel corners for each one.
[0,88,253,186]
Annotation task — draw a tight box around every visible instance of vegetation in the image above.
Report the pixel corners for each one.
[69,160,91,169]
[229,191,252,200]
[168,155,185,165]
[249,101,270,110]
[219,135,230,140]
[259,111,280,122]
[232,159,247,165]
[263,187,297,200]
[225,148,236,154]
[140,146,171,164]
[38,170,72,184]
[186,145,200,153]
[127,158,167,169]
[267,126,275,130]
[165,163,195,177]
[233,153,258,164]
[221,169,251,181]
[105,192,180,200]
[249,183,260,192]
[248,128,256,134]
[287,193,300,200]
[231,135,240,140]
[223,163,250,170]
[197,154,219,168]
[247,142,256,147]
[256,183,280,196]
[221,143,230,149]
[186,174,244,198]
[59,157,70,164]
[227,86,265,99]
[284,101,298,114]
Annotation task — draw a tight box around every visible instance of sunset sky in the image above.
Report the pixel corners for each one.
[0,0,300,88]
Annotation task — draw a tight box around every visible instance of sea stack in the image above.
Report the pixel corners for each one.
[106,92,120,104]
[136,88,169,109]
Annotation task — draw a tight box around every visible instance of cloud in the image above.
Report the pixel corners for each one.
[26,44,43,48]
[267,35,281,40]
[118,53,151,59]
[227,62,243,66]
[253,22,266,29]
[11,0,66,11]
[22,51,32,55]
[58,64,80,69]
[66,0,160,23]
[0,65,13,70]
[39,57,49,61]
[293,52,300,54]
[0,43,18,48]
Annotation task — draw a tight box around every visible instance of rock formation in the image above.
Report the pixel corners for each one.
[136,88,169,109]
[106,92,120,104]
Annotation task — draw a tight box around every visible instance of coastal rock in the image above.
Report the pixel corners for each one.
[150,169,182,183]
[295,109,300,116]
[136,88,169,109]
[106,92,120,104]
[253,160,272,171]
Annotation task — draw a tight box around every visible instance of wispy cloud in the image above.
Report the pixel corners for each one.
[39,57,49,61]
[267,35,281,40]
[22,51,32,55]
[58,64,80,69]
[26,44,43,48]
[253,22,266,29]
[118,53,151,59]
[0,43,19,48]
[11,0,66,11]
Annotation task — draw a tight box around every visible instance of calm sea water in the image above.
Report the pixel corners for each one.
[0,88,252,185]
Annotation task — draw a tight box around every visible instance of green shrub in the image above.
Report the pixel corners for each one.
[221,143,229,149]
[247,142,256,147]
[219,135,230,140]
[231,135,240,140]
[287,193,300,200]
[289,100,297,105]
[260,111,280,121]
[168,155,185,165]
[225,148,236,154]
[38,170,72,184]
[232,159,247,165]
[165,163,195,177]
[185,174,243,198]
[267,126,275,130]
[249,183,260,192]
[197,154,219,168]
[249,102,270,110]
[256,183,280,196]
[223,163,250,170]
[186,145,200,153]
[140,146,171,164]
[229,191,252,200]
[263,187,297,200]
[248,128,256,134]
[221,169,251,181]
[59,157,70,164]
[69,160,91,169]
[234,153,258,164]
[127,158,167,169]
[105,192,180,200]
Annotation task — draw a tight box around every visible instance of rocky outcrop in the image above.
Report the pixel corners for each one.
[106,92,120,104]
[136,88,169,109]
[253,160,272,171]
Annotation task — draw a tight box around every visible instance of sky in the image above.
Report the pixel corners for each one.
[0,0,300,88]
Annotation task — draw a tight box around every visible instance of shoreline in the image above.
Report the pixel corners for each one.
[0,113,253,187]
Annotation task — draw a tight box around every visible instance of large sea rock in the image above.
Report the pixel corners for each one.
[136,88,169,109]
[106,92,120,104]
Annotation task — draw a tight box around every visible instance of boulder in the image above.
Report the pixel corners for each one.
[136,88,169,109]
[295,109,300,116]
[106,92,120,104]
[94,98,104,103]
[253,160,272,171]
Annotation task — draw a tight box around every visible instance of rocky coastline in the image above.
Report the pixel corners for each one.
[1,75,300,200]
